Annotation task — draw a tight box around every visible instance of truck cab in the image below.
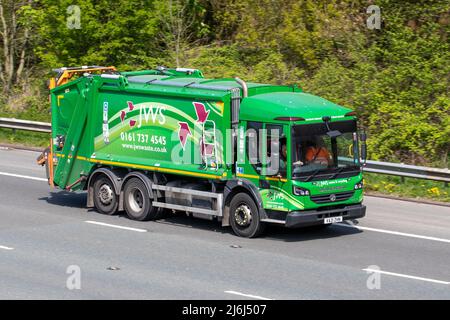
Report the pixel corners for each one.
[235,91,366,230]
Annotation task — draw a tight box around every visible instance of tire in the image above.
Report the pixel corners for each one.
[123,177,163,221]
[93,175,119,215]
[229,192,266,238]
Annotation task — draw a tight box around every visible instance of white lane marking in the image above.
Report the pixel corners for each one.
[85,220,147,233]
[0,245,14,250]
[0,171,47,182]
[338,223,450,244]
[363,268,450,285]
[224,290,272,300]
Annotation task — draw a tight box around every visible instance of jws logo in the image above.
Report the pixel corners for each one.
[120,101,166,128]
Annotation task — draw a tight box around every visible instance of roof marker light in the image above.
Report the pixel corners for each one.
[275,117,305,121]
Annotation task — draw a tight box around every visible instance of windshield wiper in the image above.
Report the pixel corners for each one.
[304,169,322,182]
[329,167,345,179]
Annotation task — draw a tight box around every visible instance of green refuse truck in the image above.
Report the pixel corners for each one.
[39,65,367,237]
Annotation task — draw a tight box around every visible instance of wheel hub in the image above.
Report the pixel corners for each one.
[128,188,144,212]
[234,204,252,227]
[98,184,114,205]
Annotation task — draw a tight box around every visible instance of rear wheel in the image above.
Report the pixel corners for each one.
[229,193,266,238]
[123,177,163,221]
[93,175,119,215]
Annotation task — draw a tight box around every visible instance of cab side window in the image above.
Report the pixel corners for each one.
[246,121,262,173]
[246,122,285,177]
[266,124,285,177]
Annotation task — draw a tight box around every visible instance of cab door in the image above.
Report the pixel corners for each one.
[236,121,291,212]
[260,123,291,212]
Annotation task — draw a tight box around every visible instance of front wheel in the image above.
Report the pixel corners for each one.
[229,193,266,238]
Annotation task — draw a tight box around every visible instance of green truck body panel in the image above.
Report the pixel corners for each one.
[50,68,364,215]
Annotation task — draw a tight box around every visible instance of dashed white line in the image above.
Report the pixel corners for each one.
[0,171,47,182]
[85,220,148,233]
[363,268,450,285]
[224,290,272,300]
[0,245,14,250]
[338,223,450,244]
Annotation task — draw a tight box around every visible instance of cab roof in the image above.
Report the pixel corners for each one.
[239,92,354,123]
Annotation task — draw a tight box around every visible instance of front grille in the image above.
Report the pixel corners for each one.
[311,191,354,204]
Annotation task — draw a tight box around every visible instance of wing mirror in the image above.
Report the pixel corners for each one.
[359,131,367,165]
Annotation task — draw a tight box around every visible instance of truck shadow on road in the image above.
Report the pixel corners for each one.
[39,192,362,242]
[39,191,87,209]
[155,214,363,242]
[263,224,362,242]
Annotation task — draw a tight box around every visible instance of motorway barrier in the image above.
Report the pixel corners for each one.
[0,117,449,183]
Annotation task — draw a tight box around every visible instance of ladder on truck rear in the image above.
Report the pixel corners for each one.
[201,120,219,171]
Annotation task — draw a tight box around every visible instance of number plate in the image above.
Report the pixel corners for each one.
[324,216,343,224]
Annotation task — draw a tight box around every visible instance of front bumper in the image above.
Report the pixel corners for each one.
[285,204,366,228]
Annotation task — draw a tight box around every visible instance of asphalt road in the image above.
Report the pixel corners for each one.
[0,147,449,299]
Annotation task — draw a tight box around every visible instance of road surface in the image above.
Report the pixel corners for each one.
[0,147,449,299]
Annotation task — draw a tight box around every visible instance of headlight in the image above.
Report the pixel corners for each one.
[354,181,363,189]
[293,186,310,196]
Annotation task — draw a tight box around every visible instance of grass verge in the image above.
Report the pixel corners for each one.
[363,172,449,203]
[0,128,50,148]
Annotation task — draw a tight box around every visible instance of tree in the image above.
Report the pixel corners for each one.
[27,0,162,70]
[0,0,32,95]
[156,0,209,67]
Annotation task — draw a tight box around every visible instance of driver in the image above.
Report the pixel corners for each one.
[305,136,332,166]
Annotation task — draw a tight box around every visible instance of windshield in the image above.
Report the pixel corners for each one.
[291,120,360,181]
